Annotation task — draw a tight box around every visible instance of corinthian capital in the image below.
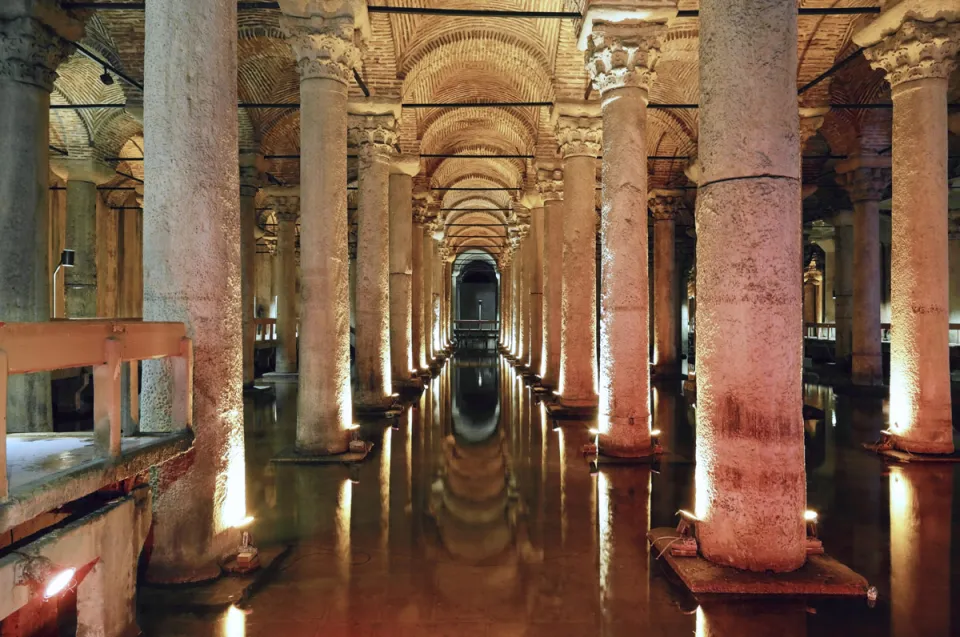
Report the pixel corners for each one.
[835,155,892,203]
[860,19,960,88]
[348,113,398,163]
[554,113,603,159]
[263,186,301,221]
[280,13,364,84]
[587,22,666,95]
[537,167,564,201]
[0,7,82,91]
[648,188,686,221]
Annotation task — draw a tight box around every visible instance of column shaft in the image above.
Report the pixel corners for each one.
[274,213,298,373]
[695,0,805,571]
[653,215,678,376]
[834,214,854,361]
[423,232,435,362]
[411,218,424,370]
[529,206,544,374]
[541,196,563,385]
[389,171,414,382]
[64,180,100,317]
[853,200,882,384]
[239,159,260,385]
[141,0,246,581]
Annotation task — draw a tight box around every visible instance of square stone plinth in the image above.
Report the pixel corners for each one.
[272,441,373,464]
[648,528,868,596]
[545,402,598,420]
[862,443,960,463]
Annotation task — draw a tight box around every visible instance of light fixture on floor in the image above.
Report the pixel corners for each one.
[805,509,824,555]
[14,553,76,601]
[670,510,699,557]
[650,429,662,453]
[347,424,366,454]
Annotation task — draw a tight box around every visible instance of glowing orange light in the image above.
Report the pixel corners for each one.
[43,568,75,600]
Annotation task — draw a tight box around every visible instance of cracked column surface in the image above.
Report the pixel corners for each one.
[265,188,300,374]
[555,108,601,409]
[859,16,959,454]
[281,3,367,453]
[141,0,246,582]
[589,21,664,451]
[411,200,427,371]
[388,157,419,384]
[239,154,264,385]
[650,190,683,379]
[695,0,805,572]
[50,158,116,319]
[350,108,399,409]
[0,5,79,432]
[836,156,890,387]
[832,211,854,363]
[538,170,564,386]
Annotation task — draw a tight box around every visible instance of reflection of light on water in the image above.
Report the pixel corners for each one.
[381,428,392,550]
[336,479,353,576]
[889,466,909,619]
[222,605,245,637]
[478,372,482,387]
[219,410,248,531]
[597,471,611,600]
[695,605,705,637]
[559,428,567,546]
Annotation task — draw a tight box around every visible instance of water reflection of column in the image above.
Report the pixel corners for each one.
[598,468,651,627]
[696,602,806,637]
[889,465,952,637]
[379,427,392,557]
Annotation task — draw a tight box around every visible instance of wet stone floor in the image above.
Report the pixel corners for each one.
[139,355,960,636]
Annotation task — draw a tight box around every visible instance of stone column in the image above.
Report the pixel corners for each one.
[499,260,511,350]
[554,108,602,410]
[587,21,664,446]
[443,255,453,349]
[141,0,246,581]
[649,189,683,378]
[526,198,544,375]
[857,16,959,453]
[431,240,443,356]
[538,170,564,386]
[389,156,419,385]
[836,155,890,386]
[833,211,854,362]
[349,106,399,409]
[411,200,427,371]
[280,3,366,453]
[516,225,531,364]
[51,158,116,318]
[695,0,805,571]
[950,210,960,325]
[422,221,436,363]
[0,6,79,432]
[265,188,299,374]
[239,154,263,385]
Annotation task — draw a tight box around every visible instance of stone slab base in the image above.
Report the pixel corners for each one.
[260,372,299,383]
[647,528,868,596]
[243,384,274,395]
[140,545,292,611]
[545,402,598,420]
[271,441,373,464]
[592,450,662,466]
[862,443,960,463]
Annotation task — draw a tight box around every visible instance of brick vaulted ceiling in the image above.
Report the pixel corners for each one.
[51,1,958,252]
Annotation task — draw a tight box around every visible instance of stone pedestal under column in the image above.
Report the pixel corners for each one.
[554,108,601,411]
[141,0,246,582]
[858,15,959,454]
[281,4,367,454]
[389,156,420,385]
[650,189,684,379]
[0,7,80,432]
[695,0,805,572]
[265,188,300,375]
[349,106,399,410]
[538,170,564,386]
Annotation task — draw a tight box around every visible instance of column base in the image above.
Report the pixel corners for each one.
[545,398,598,420]
[591,435,662,463]
[864,431,958,460]
[354,397,402,416]
[275,440,373,464]
[851,353,883,387]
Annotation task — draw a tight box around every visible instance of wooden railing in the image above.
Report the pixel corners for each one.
[254,318,277,343]
[805,322,960,345]
[0,320,191,499]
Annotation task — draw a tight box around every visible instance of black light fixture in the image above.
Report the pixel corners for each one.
[100,67,114,86]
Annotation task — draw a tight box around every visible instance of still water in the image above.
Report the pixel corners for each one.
[140,355,959,636]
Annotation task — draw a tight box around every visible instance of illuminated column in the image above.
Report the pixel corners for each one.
[0,6,79,432]
[239,154,264,385]
[554,107,601,409]
[411,200,427,371]
[588,21,664,447]
[889,465,952,637]
[350,107,398,408]
[50,158,116,318]
[510,233,523,358]
[280,2,367,453]
[695,0,805,571]
[649,189,684,378]
[422,220,436,363]
[265,188,299,374]
[836,156,890,387]
[858,16,959,453]
[499,260,512,349]
[141,0,247,581]
[431,240,442,355]
[526,197,545,374]
[517,222,532,364]
[833,211,854,362]
[538,169,563,386]
[444,256,454,347]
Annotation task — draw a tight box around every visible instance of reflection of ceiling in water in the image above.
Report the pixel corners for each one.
[452,358,500,443]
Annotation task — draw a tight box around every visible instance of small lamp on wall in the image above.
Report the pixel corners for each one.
[52,249,75,319]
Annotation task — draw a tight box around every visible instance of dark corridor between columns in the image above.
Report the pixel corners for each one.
[141,356,960,637]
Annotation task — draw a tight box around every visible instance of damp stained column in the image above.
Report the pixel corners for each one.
[832,211,854,363]
[264,187,300,374]
[389,156,420,385]
[280,2,367,453]
[0,6,79,432]
[650,190,683,379]
[538,169,564,386]
[141,0,247,581]
[412,200,427,371]
[555,108,602,409]
[349,107,399,410]
[695,0,805,571]
[422,218,436,363]
[858,15,959,454]
[836,156,889,387]
[239,153,264,385]
[589,22,664,450]
[528,199,544,375]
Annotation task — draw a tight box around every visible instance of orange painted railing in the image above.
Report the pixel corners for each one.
[0,320,191,499]
[254,318,277,343]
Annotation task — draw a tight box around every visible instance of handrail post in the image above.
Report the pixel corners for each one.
[173,337,194,430]
[93,337,123,459]
[0,349,8,499]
